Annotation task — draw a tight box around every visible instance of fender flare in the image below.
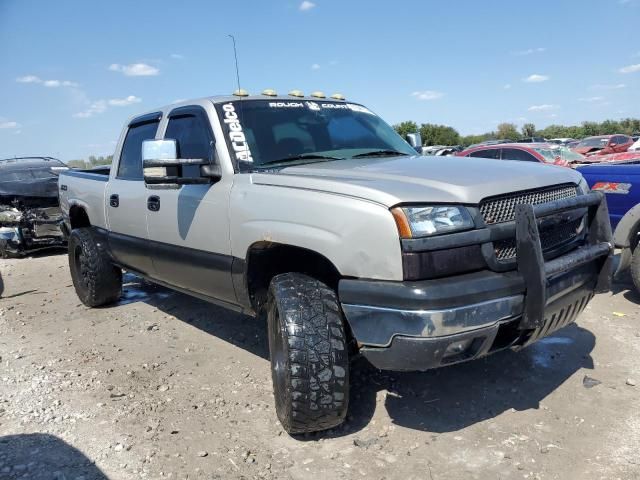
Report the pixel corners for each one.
[613,203,640,248]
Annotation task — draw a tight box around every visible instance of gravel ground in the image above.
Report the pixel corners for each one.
[0,251,639,480]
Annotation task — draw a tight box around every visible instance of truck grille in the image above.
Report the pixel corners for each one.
[493,217,584,261]
[479,184,578,225]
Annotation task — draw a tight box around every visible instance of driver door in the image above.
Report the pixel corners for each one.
[145,105,236,304]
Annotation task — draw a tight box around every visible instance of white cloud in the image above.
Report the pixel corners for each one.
[619,63,640,74]
[170,53,184,60]
[75,95,142,118]
[311,63,320,70]
[523,74,549,83]
[514,47,546,56]
[108,95,142,107]
[590,83,626,90]
[0,120,20,129]
[73,100,107,118]
[299,1,316,11]
[411,90,444,101]
[109,63,159,76]
[578,96,605,102]
[16,75,42,83]
[503,83,512,89]
[16,75,79,88]
[527,104,558,111]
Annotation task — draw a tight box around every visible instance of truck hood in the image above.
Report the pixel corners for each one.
[250,155,583,207]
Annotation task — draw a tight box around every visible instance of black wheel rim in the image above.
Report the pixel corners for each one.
[73,245,89,288]
[270,304,287,404]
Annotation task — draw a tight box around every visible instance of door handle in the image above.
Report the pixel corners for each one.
[109,194,119,208]
[147,195,160,212]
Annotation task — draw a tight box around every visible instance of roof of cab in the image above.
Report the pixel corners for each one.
[127,94,351,124]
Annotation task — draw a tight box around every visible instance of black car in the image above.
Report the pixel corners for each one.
[0,157,68,257]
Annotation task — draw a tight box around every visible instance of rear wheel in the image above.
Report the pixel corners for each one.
[68,228,122,307]
[267,273,349,434]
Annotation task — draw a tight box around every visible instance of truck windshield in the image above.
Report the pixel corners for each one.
[215,100,416,171]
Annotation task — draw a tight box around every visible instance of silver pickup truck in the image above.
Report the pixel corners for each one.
[59,91,613,434]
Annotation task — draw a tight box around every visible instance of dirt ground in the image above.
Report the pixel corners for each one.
[0,251,638,480]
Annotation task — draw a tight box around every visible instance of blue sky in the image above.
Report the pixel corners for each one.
[0,0,638,161]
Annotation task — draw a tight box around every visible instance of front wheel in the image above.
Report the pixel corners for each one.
[68,228,122,307]
[267,273,350,434]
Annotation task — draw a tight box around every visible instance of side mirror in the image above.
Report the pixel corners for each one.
[406,133,422,153]
[142,139,221,187]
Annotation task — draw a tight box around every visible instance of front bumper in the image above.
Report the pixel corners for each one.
[340,192,613,371]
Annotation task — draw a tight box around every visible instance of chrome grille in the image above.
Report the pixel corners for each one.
[494,217,583,261]
[479,184,578,225]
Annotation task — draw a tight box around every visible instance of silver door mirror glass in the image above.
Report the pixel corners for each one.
[406,133,422,152]
[142,139,177,162]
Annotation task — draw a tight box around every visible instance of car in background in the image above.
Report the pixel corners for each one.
[516,137,547,143]
[457,143,573,167]
[421,145,463,156]
[572,135,633,156]
[549,138,577,146]
[464,139,511,149]
[0,157,69,257]
[629,137,640,151]
[570,150,640,167]
[578,160,640,291]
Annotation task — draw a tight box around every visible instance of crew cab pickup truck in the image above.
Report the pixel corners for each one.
[578,161,640,291]
[59,92,613,434]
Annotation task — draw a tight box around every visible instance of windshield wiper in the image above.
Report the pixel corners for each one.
[255,153,345,168]
[350,149,411,158]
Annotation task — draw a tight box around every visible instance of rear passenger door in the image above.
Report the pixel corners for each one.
[145,105,236,304]
[105,113,161,275]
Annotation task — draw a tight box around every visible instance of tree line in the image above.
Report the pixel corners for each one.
[66,155,113,169]
[394,118,640,147]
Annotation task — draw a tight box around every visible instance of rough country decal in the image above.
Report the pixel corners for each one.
[268,102,304,108]
[306,101,321,111]
[222,103,253,163]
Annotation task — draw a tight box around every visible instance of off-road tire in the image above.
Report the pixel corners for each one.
[630,246,640,293]
[68,228,122,307]
[267,273,349,434]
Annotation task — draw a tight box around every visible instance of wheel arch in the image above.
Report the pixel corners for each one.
[238,241,343,316]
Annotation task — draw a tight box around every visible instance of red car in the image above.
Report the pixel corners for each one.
[572,135,633,157]
[573,150,640,165]
[457,143,572,167]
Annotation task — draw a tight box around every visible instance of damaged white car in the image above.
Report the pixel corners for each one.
[0,157,68,258]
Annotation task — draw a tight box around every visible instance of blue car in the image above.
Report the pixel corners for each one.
[577,161,640,290]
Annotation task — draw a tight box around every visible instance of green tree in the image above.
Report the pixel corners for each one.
[419,123,461,146]
[393,121,418,139]
[496,122,520,140]
[521,123,536,138]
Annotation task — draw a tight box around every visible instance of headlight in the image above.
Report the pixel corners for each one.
[391,205,474,238]
[577,177,590,195]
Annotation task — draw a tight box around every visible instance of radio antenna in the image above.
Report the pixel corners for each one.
[228,34,242,94]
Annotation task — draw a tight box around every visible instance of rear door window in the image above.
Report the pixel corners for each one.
[117,121,160,180]
[469,148,500,159]
[501,148,539,162]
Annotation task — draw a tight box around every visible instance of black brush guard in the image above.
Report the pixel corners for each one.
[515,191,613,330]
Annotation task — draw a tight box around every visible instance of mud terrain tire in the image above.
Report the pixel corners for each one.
[267,273,349,434]
[68,228,122,307]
